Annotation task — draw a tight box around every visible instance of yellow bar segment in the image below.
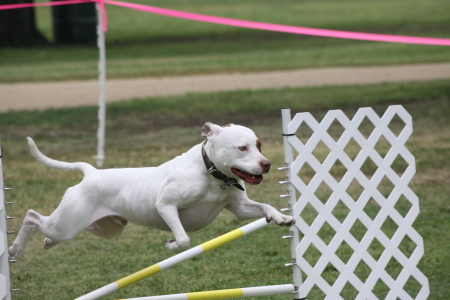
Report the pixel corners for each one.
[116,264,161,289]
[187,288,244,300]
[200,229,244,252]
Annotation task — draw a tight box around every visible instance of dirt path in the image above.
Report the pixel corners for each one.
[1,63,449,112]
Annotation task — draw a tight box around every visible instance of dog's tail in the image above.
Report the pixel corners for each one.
[27,137,96,175]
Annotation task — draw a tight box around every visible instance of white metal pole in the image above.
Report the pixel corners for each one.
[280,108,302,299]
[93,2,106,167]
[0,147,12,300]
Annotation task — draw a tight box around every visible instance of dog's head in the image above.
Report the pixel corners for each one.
[202,122,271,185]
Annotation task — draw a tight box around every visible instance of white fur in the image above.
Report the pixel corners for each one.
[9,123,295,260]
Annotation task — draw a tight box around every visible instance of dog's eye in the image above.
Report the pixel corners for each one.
[238,146,248,151]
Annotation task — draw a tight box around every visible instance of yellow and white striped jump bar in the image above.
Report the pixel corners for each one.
[75,218,271,300]
[119,284,295,300]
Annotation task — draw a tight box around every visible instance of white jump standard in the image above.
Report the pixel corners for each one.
[281,106,429,299]
[0,148,13,300]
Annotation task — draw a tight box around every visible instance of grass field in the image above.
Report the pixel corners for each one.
[1,0,449,82]
[1,80,449,299]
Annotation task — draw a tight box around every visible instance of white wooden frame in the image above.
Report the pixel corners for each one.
[281,106,429,299]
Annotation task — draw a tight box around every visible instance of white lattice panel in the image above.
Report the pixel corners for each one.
[281,106,429,300]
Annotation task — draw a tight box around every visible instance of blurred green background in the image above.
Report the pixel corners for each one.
[1,0,449,82]
[1,1,449,299]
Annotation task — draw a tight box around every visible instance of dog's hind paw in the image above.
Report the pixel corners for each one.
[165,238,190,253]
[8,246,20,261]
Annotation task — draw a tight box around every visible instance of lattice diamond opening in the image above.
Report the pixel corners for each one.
[321,262,340,286]
[357,115,376,139]
[296,120,315,143]
[343,137,362,161]
[311,140,331,164]
[387,113,407,137]
[349,218,368,242]
[282,106,429,300]
[299,202,319,227]
[328,118,346,142]
[339,282,358,299]
[372,278,390,299]
[391,153,410,176]
[380,215,400,240]
[314,181,334,204]
[308,284,327,299]
[363,197,382,220]
[354,259,371,284]
[385,256,403,280]
[346,178,364,202]
[394,195,413,218]
[374,134,391,158]
[398,234,417,259]
[377,175,396,199]
[331,200,351,224]
[404,275,422,299]
[368,237,385,262]
[335,240,354,264]
[361,156,378,180]
[298,161,316,186]
[302,243,322,268]
[317,221,336,246]
[328,158,348,184]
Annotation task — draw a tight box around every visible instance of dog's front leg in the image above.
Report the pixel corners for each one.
[156,202,191,253]
[226,197,295,227]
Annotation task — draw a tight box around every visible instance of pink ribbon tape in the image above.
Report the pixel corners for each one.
[1,0,449,45]
[102,0,450,46]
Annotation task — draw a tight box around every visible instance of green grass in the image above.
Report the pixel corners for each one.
[1,0,449,82]
[1,80,449,299]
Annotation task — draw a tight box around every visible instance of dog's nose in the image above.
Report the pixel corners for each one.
[260,160,271,173]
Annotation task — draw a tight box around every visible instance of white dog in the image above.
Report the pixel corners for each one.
[9,123,295,260]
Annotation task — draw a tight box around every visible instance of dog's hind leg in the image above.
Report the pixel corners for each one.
[9,191,95,260]
[9,207,91,260]
[9,209,47,260]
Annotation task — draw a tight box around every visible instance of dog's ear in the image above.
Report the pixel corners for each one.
[202,122,223,139]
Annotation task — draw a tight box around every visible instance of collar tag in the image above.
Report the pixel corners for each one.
[223,177,238,187]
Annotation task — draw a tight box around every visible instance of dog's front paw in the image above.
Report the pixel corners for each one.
[266,214,296,227]
[165,238,190,253]
[9,242,24,261]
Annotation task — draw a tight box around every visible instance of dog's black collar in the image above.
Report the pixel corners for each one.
[201,140,245,191]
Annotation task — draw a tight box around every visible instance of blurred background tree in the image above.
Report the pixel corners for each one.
[0,0,96,46]
[0,0,48,46]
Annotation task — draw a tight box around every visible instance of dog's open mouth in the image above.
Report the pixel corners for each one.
[231,168,263,185]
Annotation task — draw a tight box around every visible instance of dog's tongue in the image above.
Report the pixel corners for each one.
[231,168,263,185]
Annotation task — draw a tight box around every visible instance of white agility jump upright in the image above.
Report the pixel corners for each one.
[281,106,429,299]
[0,147,13,300]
